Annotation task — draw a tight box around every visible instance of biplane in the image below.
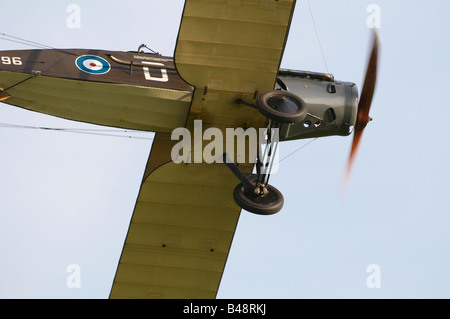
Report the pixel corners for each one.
[0,0,379,298]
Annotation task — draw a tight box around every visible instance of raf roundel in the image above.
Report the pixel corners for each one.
[75,55,111,75]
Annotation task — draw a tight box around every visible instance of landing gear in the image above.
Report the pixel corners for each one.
[224,151,284,215]
[256,90,307,124]
[223,110,285,215]
[225,87,307,215]
[233,181,283,215]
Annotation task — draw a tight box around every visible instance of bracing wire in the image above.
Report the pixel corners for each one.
[0,33,54,50]
[0,122,154,141]
[278,138,318,164]
[305,0,329,73]
[1,32,160,57]
[1,120,318,159]
[0,32,83,57]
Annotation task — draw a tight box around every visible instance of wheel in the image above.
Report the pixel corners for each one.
[257,90,307,123]
[233,182,284,215]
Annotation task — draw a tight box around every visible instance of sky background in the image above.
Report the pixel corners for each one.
[0,0,449,298]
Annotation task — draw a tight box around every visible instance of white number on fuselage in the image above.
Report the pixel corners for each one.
[1,56,22,65]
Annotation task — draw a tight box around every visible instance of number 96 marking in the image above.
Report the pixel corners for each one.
[1,56,22,65]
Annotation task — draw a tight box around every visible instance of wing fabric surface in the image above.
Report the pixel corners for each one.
[110,0,296,298]
[110,133,246,298]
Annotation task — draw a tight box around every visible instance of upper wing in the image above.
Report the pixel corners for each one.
[109,0,296,298]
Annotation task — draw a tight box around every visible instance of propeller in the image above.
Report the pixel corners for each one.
[344,30,380,190]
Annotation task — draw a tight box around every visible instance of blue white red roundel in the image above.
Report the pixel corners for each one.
[75,55,110,74]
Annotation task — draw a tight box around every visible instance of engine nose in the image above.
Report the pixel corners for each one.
[275,73,359,141]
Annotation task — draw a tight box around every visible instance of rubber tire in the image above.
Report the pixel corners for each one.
[257,90,307,123]
[233,182,284,215]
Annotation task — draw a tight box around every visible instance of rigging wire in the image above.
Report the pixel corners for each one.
[0,122,154,141]
[1,32,160,57]
[278,138,318,164]
[0,33,55,50]
[0,32,82,58]
[305,0,329,73]
[0,121,317,160]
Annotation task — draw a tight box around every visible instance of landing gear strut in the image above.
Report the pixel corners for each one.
[223,126,283,215]
[225,88,307,215]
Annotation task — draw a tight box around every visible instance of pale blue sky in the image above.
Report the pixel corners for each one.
[0,0,449,298]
